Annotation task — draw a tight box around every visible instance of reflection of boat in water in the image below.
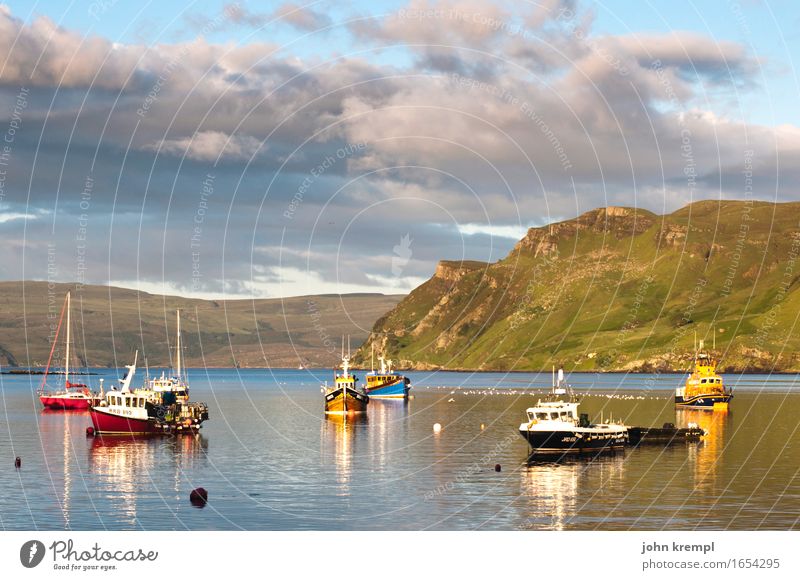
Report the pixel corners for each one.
[519,369,628,457]
[675,340,732,410]
[520,453,625,530]
[364,352,410,399]
[89,432,207,525]
[38,291,101,410]
[90,352,209,435]
[323,339,368,416]
[677,408,728,488]
[322,413,368,493]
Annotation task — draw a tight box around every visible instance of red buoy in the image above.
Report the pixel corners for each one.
[494,464,501,472]
[190,488,208,506]
[15,457,21,468]
[86,427,95,437]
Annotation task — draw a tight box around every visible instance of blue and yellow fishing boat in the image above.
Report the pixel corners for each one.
[364,355,411,399]
[675,341,732,411]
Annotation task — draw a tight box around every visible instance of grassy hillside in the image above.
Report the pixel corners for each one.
[355,201,800,372]
[0,282,403,369]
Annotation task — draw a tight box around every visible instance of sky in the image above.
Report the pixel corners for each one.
[1,0,799,299]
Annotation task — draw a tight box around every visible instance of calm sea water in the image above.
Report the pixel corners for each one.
[1,369,799,530]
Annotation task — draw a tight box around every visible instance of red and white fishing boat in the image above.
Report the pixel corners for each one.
[38,291,101,410]
[90,325,209,436]
[90,352,159,434]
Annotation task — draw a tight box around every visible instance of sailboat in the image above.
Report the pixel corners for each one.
[145,309,189,402]
[38,291,101,410]
[323,337,369,415]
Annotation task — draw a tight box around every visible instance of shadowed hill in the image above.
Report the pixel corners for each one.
[355,201,800,372]
[0,282,403,369]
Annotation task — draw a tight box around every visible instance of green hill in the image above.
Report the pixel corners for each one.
[0,282,403,369]
[355,200,800,372]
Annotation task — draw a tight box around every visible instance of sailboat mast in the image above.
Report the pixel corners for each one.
[175,309,182,379]
[65,291,71,382]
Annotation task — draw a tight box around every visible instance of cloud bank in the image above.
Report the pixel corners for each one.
[0,0,791,298]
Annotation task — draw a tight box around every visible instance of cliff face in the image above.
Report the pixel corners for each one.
[355,200,800,372]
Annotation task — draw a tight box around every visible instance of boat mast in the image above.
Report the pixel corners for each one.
[39,292,68,393]
[175,309,182,380]
[341,336,347,419]
[65,290,71,383]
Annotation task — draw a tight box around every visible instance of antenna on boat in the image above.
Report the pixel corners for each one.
[371,343,374,373]
[713,325,716,350]
[552,365,555,388]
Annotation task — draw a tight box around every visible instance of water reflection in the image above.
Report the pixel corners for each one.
[37,408,91,529]
[88,435,208,526]
[677,409,729,490]
[321,414,368,495]
[520,454,627,530]
[367,399,409,471]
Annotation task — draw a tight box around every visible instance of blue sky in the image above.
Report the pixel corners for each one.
[2,0,800,298]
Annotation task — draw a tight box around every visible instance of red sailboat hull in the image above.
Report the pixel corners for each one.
[39,394,97,410]
[90,408,159,435]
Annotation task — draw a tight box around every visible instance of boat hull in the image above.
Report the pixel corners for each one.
[39,394,97,410]
[675,392,733,410]
[324,387,369,414]
[519,428,628,456]
[90,408,160,435]
[364,377,410,399]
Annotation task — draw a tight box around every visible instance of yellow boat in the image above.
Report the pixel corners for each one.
[675,340,733,411]
[323,339,369,415]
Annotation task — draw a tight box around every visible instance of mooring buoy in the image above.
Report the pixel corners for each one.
[190,488,208,506]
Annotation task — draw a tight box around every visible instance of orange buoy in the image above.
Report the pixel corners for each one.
[494,464,501,472]
[86,427,95,437]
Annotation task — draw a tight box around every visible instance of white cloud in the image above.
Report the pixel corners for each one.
[0,211,37,224]
[457,223,531,240]
[147,131,263,162]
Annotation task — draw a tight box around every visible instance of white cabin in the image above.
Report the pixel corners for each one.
[522,400,580,430]
[97,390,150,420]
